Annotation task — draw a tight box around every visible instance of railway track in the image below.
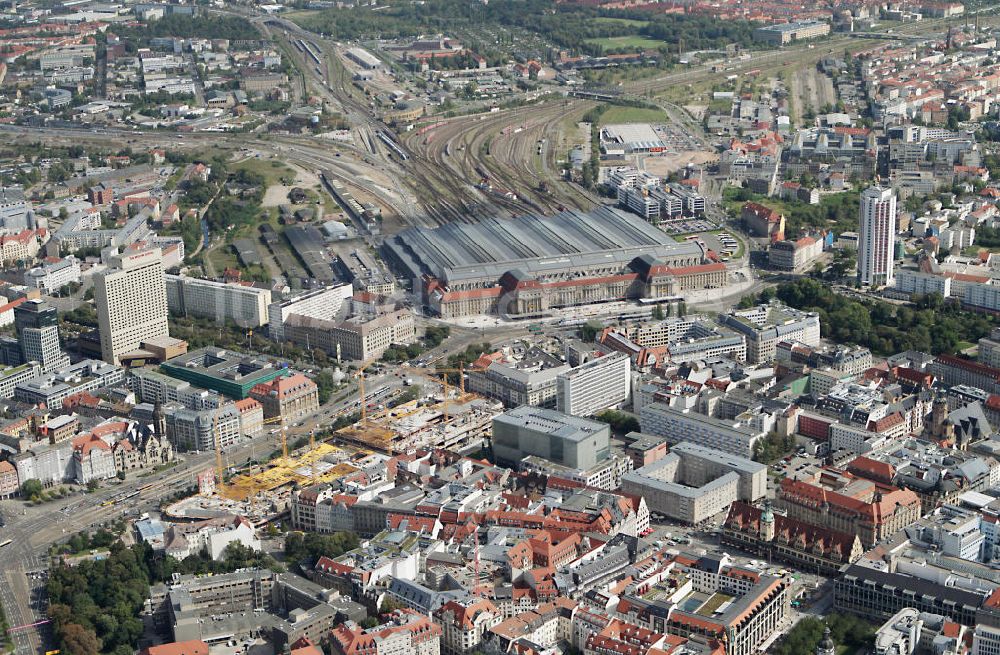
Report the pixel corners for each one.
[405,101,599,219]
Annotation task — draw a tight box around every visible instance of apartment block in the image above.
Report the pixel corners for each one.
[166,275,272,328]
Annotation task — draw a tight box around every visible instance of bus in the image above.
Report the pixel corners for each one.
[0,539,12,548]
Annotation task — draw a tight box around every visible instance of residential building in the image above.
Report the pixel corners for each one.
[894,269,952,297]
[0,460,19,498]
[234,398,264,438]
[555,352,631,417]
[71,432,117,484]
[768,236,824,271]
[435,599,502,655]
[980,328,1000,369]
[249,373,319,421]
[164,515,261,560]
[94,247,169,365]
[858,186,898,287]
[166,275,272,328]
[329,610,442,655]
[492,406,610,470]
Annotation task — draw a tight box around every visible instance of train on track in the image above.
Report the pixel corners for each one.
[377,130,409,161]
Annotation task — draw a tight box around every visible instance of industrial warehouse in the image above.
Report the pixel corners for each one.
[382,207,727,318]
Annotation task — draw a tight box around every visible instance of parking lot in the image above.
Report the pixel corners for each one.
[660,218,718,234]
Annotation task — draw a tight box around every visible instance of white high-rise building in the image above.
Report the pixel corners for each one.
[858,186,897,287]
[556,351,631,417]
[94,248,169,365]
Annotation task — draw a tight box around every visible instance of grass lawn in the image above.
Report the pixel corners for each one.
[584,35,665,50]
[233,157,296,187]
[599,105,668,125]
[593,17,650,27]
[209,243,241,273]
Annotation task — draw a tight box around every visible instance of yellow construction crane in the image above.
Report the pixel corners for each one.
[353,359,377,427]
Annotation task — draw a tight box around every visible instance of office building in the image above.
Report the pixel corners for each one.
[858,186,897,287]
[556,352,631,417]
[95,247,169,365]
[492,406,610,470]
[14,359,124,410]
[467,353,569,409]
[160,347,288,399]
[753,20,830,44]
[25,257,81,294]
[249,373,319,421]
[164,403,243,452]
[639,402,768,458]
[777,470,922,547]
[622,442,766,524]
[129,367,223,410]
[15,299,69,373]
[166,275,272,328]
[719,301,821,364]
[0,363,41,400]
[0,187,34,232]
[283,309,415,362]
[267,284,353,341]
[834,563,988,626]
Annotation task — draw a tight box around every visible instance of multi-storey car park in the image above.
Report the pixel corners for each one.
[382,207,725,318]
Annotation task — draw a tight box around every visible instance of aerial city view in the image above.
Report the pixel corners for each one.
[9,1,1000,655]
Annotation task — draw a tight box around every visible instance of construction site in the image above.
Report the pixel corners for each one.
[163,365,500,521]
[336,366,502,455]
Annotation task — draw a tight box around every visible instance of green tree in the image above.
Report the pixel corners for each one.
[59,622,100,655]
[21,479,42,499]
